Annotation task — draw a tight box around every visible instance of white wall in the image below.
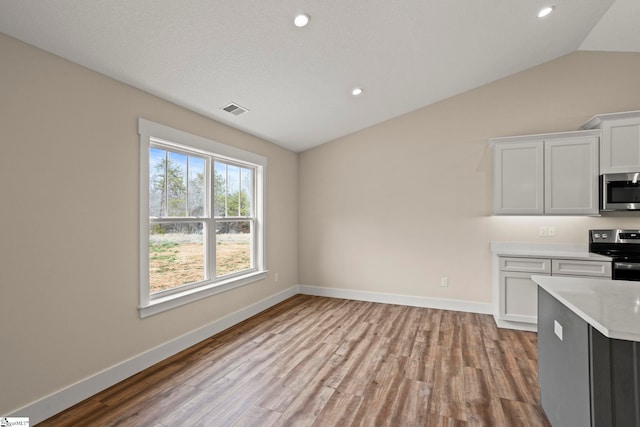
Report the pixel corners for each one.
[299,51,640,304]
[0,34,298,415]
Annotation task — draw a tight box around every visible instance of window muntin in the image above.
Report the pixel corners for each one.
[139,118,266,317]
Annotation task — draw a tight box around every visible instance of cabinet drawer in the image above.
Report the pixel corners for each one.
[552,259,612,277]
[500,257,551,273]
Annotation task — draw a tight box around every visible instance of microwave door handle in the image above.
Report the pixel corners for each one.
[614,262,640,271]
[601,175,608,211]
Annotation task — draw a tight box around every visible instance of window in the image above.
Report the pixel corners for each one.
[139,118,266,317]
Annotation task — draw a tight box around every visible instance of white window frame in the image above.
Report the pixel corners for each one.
[138,118,267,318]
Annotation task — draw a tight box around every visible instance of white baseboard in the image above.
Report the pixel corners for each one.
[298,285,492,315]
[11,284,493,424]
[9,286,298,425]
[493,315,538,332]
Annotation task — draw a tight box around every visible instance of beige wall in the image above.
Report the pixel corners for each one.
[0,34,298,413]
[299,51,640,303]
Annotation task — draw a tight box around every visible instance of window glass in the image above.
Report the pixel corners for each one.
[149,147,166,217]
[166,151,188,217]
[188,156,206,217]
[149,222,205,293]
[149,149,259,294]
[216,220,252,277]
[213,161,227,217]
[214,161,254,217]
[240,167,253,216]
[149,148,206,218]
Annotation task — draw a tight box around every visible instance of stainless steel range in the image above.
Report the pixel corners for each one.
[589,229,640,281]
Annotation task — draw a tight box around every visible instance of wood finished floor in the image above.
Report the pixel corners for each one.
[40,295,550,426]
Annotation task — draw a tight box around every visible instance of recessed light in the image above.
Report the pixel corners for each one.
[537,6,555,18]
[351,87,363,96]
[294,13,310,27]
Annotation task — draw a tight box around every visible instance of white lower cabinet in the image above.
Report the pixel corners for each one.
[501,271,546,323]
[499,257,550,324]
[497,256,611,329]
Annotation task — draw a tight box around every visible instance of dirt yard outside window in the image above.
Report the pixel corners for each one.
[149,233,250,293]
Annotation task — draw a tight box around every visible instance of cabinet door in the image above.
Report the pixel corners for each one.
[600,117,640,174]
[499,271,546,323]
[538,287,591,427]
[544,136,599,215]
[493,141,544,214]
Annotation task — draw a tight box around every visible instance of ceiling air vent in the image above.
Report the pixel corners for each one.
[222,102,249,116]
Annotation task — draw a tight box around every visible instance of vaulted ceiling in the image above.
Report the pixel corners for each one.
[1,0,639,152]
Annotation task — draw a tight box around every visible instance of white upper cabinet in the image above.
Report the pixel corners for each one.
[544,136,599,215]
[492,130,600,215]
[493,141,544,214]
[583,111,640,174]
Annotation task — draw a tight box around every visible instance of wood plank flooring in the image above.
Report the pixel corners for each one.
[39,295,550,426]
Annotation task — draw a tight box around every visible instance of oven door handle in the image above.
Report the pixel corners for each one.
[614,262,640,271]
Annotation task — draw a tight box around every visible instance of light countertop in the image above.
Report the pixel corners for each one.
[491,242,611,261]
[532,275,640,342]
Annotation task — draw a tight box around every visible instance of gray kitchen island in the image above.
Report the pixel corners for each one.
[532,275,640,427]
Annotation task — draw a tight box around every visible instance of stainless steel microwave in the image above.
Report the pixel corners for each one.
[601,173,640,211]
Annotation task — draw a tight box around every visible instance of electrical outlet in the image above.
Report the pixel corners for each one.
[440,277,448,287]
[548,226,556,237]
[554,320,563,341]
[539,226,548,237]
[274,272,279,282]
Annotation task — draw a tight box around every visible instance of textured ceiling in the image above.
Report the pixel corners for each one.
[1,0,638,152]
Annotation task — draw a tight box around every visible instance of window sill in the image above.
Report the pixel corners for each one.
[139,270,268,318]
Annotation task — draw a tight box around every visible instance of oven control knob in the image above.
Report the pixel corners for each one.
[594,233,601,239]
[602,233,608,239]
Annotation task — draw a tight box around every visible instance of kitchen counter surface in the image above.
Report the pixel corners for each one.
[491,242,611,261]
[532,275,640,342]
